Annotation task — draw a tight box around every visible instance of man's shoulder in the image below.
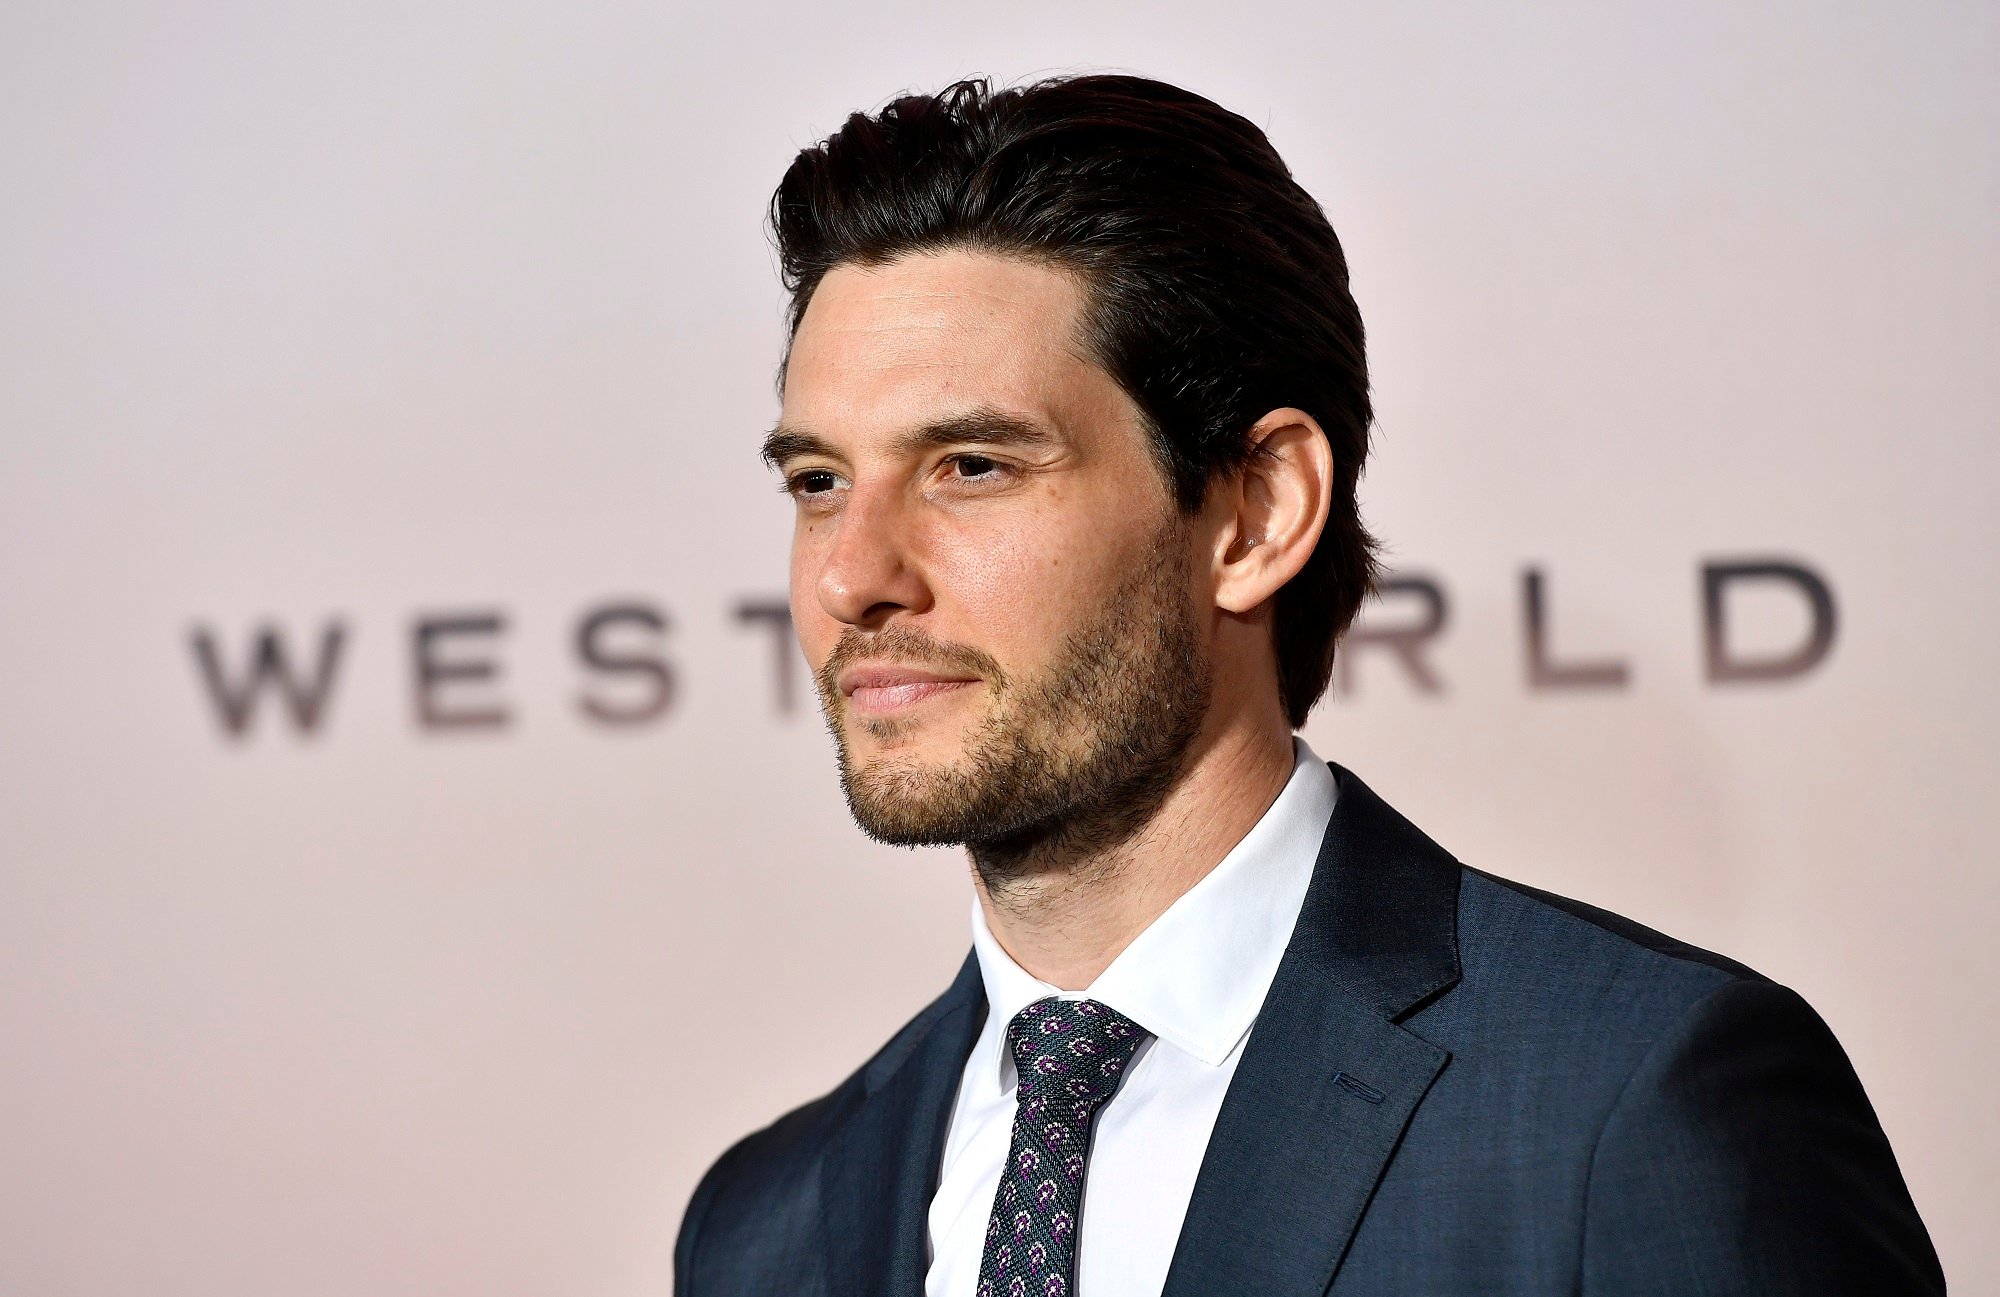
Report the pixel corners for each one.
[1464,864,1758,975]
[676,960,979,1261]
[1402,863,1842,1167]
[1443,864,1770,1032]
[1328,759,1768,1035]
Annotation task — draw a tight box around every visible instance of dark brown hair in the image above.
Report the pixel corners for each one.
[771,74,1379,726]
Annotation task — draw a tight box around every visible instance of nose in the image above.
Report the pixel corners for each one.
[812,484,932,629]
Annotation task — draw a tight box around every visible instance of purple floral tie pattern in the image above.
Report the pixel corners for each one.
[974,997,1149,1297]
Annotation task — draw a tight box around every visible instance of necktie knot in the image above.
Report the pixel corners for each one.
[1005,996,1148,1112]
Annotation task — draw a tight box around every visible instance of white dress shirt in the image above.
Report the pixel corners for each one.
[923,739,1339,1297]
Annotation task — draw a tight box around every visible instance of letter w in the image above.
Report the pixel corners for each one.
[189,620,348,738]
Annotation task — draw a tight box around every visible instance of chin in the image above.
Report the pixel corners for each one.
[846,705,969,750]
[850,726,967,771]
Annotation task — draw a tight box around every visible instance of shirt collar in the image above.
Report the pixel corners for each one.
[969,737,1338,1070]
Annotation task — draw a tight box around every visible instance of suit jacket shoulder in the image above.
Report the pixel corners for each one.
[1336,861,1943,1295]
[674,1081,845,1294]
[674,955,984,1297]
[1451,864,1758,1031]
[1189,767,1938,1295]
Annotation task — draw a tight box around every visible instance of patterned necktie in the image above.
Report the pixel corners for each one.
[975,996,1149,1297]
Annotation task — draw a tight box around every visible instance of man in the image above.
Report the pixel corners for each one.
[675,75,1942,1296]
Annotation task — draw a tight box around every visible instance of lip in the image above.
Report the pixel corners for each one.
[838,663,982,713]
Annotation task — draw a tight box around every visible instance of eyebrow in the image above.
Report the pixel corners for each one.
[760,408,1061,469]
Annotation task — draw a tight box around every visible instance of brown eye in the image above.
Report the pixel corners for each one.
[791,470,838,495]
[952,455,999,478]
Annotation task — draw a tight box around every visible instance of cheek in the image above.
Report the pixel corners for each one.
[923,507,1125,665]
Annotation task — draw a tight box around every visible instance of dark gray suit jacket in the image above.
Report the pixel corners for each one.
[675,764,1943,1295]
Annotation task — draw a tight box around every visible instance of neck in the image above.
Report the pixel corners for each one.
[969,714,1296,990]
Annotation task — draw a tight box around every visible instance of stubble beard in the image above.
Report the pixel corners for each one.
[815,522,1213,889]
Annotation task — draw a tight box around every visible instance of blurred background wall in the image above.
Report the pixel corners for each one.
[2,1,1994,1292]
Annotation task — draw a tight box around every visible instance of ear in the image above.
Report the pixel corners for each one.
[1209,407,1334,616]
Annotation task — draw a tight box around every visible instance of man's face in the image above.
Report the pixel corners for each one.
[770,249,1212,858]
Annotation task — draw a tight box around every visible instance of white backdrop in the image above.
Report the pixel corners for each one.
[2,2,1995,1292]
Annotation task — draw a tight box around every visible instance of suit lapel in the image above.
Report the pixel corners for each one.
[1161,764,1463,1297]
[822,952,985,1297]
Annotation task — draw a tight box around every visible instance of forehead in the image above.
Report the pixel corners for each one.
[781,249,1118,444]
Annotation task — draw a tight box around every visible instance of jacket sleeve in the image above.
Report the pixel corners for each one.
[1580,977,1944,1294]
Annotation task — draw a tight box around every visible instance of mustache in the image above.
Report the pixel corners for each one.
[817,624,1007,699]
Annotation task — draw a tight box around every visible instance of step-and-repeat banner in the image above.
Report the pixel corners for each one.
[3,2,1994,1292]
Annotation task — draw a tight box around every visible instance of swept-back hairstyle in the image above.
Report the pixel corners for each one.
[770,74,1378,727]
